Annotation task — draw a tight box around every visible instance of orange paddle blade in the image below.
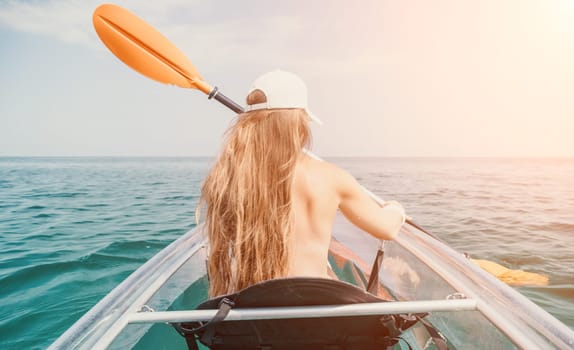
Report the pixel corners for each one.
[93,4,212,94]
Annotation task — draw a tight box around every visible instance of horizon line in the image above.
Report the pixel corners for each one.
[1,155,573,159]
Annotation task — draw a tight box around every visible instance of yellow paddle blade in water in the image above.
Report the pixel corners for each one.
[471,259,549,286]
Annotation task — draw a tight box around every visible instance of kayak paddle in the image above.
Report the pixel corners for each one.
[91,4,548,286]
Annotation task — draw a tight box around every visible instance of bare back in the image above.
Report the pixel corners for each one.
[289,156,339,277]
[288,155,405,278]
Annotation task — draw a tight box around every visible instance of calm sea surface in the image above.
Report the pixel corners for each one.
[0,157,572,349]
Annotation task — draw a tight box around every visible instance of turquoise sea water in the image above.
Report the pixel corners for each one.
[0,157,572,349]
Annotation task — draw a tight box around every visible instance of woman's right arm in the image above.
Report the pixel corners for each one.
[335,167,405,240]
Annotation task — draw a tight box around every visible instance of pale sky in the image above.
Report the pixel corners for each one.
[1,0,573,157]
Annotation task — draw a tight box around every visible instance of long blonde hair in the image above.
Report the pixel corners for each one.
[200,90,312,297]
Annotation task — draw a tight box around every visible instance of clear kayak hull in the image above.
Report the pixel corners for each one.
[49,214,574,350]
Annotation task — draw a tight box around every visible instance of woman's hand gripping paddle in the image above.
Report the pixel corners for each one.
[92,4,548,287]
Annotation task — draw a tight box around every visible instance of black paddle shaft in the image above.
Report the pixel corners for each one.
[208,87,244,114]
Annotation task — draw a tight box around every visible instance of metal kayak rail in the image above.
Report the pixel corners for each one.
[127,299,477,323]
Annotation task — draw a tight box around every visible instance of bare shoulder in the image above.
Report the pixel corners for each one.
[301,156,356,189]
[302,155,339,174]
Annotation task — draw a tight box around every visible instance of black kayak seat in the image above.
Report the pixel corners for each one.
[173,277,429,350]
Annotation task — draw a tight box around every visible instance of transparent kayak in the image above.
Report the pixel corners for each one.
[49,214,574,350]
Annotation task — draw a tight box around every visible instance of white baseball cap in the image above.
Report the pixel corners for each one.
[244,70,323,125]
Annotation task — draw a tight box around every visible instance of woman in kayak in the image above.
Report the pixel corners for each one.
[200,70,406,297]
